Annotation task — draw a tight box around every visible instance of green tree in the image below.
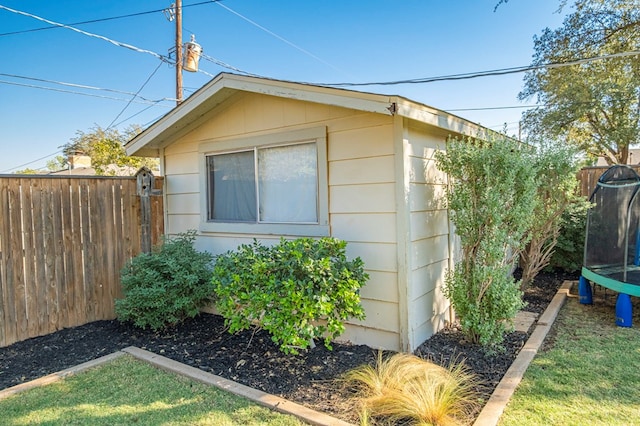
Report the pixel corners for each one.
[13,168,40,174]
[435,135,537,348]
[45,155,68,172]
[519,143,587,289]
[62,125,158,175]
[519,0,640,164]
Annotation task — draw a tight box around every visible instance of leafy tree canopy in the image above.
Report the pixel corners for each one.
[61,124,158,175]
[518,0,640,164]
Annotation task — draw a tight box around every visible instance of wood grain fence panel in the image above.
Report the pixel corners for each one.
[30,179,48,336]
[112,182,124,303]
[0,181,16,346]
[87,179,101,322]
[42,179,59,334]
[0,175,165,348]
[52,179,68,330]
[60,180,77,327]
[20,181,37,338]
[577,166,640,197]
[69,179,85,328]
[102,180,117,318]
[8,179,28,342]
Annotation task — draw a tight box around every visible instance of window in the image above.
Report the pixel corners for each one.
[199,127,328,236]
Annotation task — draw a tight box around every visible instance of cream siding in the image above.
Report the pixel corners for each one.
[404,124,451,350]
[124,74,496,353]
[162,93,402,349]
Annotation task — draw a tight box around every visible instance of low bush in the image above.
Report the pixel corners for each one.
[212,237,367,354]
[115,231,214,330]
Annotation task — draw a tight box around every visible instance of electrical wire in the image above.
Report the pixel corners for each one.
[0,150,63,173]
[0,4,171,63]
[0,72,176,103]
[211,0,347,76]
[319,50,640,87]
[446,104,540,112]
[0,4,219,80]
[111,102,162,129]
[0,1,216,37]
[0,79,174,106]
[106,62,164,130]
[199,53,257,76]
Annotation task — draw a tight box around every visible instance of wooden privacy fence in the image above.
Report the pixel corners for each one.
[0,175,163,348]
[577,165,640,197]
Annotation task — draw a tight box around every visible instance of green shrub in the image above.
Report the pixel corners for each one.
[519,144,583,289]
[435,135,536,348]
[115,231,214,330]
[547,199,590,272]
[212,237,367,354]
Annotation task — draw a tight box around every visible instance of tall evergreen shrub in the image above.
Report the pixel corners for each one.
[435,136,537,348]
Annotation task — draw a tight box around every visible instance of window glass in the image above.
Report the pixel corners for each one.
[258,143,318,223]
[207,151,256,221]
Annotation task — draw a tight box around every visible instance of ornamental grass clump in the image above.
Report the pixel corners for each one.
[115,230,214,330]
[212,237,367,354]
[344,352,479,426]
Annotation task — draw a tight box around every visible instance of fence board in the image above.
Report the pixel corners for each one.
[577,165,640,198]
[0,175,164,348]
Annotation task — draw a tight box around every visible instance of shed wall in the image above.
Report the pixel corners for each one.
[404,124,451,350]
[162,93,402,349]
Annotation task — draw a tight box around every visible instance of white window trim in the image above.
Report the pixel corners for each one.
[198,126,329,236]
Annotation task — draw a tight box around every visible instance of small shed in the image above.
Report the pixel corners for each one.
[125,72,491,352]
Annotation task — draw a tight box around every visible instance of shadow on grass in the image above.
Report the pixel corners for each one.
[500,288,640,425]
[0,355,303,426]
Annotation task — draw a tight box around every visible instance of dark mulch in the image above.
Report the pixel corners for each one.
[0,270,577,423]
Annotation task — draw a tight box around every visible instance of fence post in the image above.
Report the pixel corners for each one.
[136,167,154,254]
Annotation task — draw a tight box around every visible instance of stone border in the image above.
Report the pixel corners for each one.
[0,345,351,426]
[473,280,575,426]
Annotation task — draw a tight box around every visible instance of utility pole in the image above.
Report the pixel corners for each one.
[175,0,183,105]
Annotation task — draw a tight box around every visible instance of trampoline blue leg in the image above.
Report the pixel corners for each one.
[616,294,633,327]
[579,276,593,305]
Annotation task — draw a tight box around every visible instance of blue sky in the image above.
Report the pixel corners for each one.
[0,0,567,173]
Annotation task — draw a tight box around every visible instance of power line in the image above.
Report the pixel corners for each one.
[446,104,540,112]
[106,62,164,130]
[0,150,62,173]
[111,102,161,129]
[0,79,174,105]
[0,1,215,37]
[0,4,170,62]
[0,72,176,103]
[200,53,258,76]
[211,0,348,76]
[0,4,219,80]
[319,50,640,87]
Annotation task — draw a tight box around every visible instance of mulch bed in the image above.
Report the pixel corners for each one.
[0,269,577,424]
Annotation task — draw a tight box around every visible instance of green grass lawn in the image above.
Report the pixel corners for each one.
[500,290,640,425]
[0,354,304,426]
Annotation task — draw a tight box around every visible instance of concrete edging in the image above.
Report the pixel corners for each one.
[121,346,353,426]
[473,280,574,426]
[0,345,351,426]
[0,351,126,401]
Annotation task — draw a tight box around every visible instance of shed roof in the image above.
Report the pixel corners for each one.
[125,72,488,157]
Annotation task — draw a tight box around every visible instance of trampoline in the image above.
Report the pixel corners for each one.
[580,165,640,326]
